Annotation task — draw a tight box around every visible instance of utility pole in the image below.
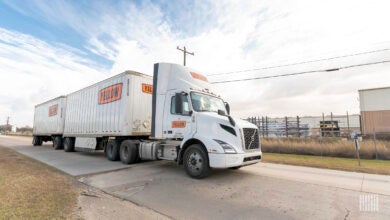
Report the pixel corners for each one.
[6,116,10,126]
[177,46,194,66]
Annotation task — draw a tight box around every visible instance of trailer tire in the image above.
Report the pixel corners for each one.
[120,140,138,164]
[53,136,63,150]
[32,136,42,146]
[106,140,120,161]
[64,137,75,152]
[183,144,210,179]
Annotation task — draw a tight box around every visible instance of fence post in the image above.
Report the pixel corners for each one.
[261,116,264,137]
[355,138,361,166]
[373,128,378,160]
[285,116,288,137]
[347,111,350,138]
[297,116,300,137]
[331,112,334,137]
[321,112,325,137]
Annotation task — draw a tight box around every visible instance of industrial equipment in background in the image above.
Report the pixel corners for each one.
[320,120,340,137]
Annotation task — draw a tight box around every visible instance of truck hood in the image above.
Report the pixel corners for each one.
[194,111,257,153]
[196,112,257,129]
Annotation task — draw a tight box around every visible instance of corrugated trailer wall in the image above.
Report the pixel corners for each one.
[33,96,67,135]
[63,71,153,137]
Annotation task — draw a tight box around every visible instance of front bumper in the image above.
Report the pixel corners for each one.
[208,151,262,168]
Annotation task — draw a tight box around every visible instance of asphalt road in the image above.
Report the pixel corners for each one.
[0,135,131,176]
[1,135,390,219]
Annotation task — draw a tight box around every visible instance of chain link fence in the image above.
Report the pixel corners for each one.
[246,113,361,138]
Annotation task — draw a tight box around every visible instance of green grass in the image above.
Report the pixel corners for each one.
[0,146,79,219]
[263,153,390,175]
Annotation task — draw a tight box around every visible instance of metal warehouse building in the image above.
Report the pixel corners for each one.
[359,86,390,136]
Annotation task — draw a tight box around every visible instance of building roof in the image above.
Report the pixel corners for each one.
[358,86,390,92]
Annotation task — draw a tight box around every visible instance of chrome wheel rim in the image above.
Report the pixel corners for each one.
[187,151,203,174]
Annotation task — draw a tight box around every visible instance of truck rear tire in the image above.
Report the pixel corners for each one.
[106,140,119,161]
[183,144,210,179]
[119,140,138,164]
[32,136,42,146]
[64,137,75,152]
[53,136,63,150]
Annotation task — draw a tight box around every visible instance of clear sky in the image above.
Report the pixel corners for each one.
[1,0,390,127]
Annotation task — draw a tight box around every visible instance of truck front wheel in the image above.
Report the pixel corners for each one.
[119,140,138,164]
[106,140,119,161]
[183,144,210,179]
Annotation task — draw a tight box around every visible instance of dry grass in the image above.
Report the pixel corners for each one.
[0,146,79,219]
[263,153,390,175]
[261,137,390,160]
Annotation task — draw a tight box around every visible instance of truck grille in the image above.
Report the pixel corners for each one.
[242,128,260,150]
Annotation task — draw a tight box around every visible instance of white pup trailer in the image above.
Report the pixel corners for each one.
[32,96,67,149]
[33,63,262,178]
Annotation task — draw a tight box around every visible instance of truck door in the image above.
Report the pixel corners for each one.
[163,92,192,139]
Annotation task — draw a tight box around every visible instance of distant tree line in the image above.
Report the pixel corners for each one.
[0,125,33,133]
[16,126,33,133]
[0,124,12,132]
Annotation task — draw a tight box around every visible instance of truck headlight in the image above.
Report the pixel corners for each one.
[214,139,237,154]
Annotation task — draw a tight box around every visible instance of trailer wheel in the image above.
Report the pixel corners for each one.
[183,144,210,179]
[53,136,63,150]
[32,136,42,146]
[106,140,120,161]
[64,137,75,152]
[119,140,138,164]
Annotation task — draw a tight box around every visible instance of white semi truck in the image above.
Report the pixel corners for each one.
[32,63,262,178]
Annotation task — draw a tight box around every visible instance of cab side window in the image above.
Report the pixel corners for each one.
[171,95,190,115]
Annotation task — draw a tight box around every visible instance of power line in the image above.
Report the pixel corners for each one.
[208,48,390,76]
[210,59,390,84]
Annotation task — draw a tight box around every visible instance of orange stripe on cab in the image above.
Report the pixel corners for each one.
[190,72,208,82]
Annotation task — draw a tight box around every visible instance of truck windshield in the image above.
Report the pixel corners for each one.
[190,92,226,113]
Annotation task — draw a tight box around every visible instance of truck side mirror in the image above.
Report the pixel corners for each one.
[225,102,230,115]
[175,93,183,114]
